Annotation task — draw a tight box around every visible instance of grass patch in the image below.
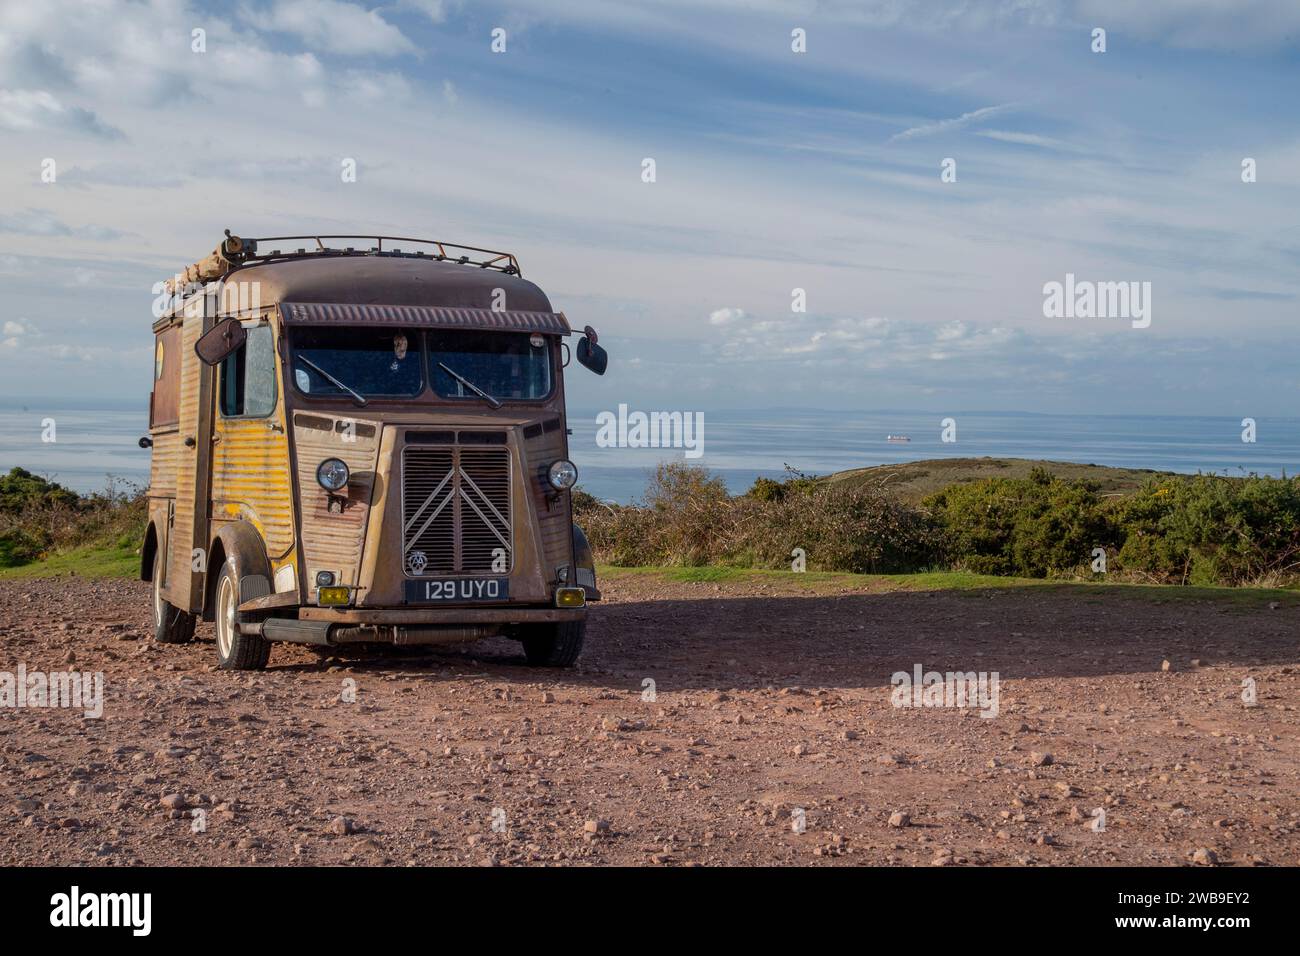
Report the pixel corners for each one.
[0,543,139,580]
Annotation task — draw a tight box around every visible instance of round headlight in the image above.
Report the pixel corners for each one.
[316,458,350,492]
[547,459,578,490]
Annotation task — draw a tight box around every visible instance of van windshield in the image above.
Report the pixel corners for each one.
[429,330,551,401]
[290,326,423,399]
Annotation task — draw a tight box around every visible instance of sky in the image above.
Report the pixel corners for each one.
[0,0,1298,419]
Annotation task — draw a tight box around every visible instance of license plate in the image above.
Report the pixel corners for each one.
[404,577,510,604]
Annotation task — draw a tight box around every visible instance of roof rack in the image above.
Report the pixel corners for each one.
[163,230,521,294]
[239,234,522,275]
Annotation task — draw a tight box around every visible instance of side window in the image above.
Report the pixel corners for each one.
[219,324,277,417]
[149,325,181,427]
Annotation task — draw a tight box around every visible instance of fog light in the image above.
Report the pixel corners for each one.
[555,587,585,608]
[318,586,351,606]
[547,459,577,490]
[316,458,350,492]
[315,570,335,587]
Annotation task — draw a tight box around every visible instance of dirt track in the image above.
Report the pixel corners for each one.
[1,572,1297,866]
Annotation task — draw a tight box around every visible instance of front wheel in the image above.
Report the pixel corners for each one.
[152,547,196,645]
[214,561,271,671]
[520,619,586,668]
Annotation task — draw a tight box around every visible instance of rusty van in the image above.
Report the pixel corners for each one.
[140,232,607,670]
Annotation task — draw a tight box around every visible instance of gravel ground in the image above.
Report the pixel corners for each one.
[1,572,1297,866]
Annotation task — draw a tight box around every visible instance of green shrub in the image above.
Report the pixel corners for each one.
[735,481,944,573]
[576,462,943,573]
[0,467,78,513]
[0,528,48,568]
[922,467,1112,577]
[1114,475,1300,585]
[745,466,819,503]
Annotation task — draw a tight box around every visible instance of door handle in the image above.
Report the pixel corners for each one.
[184,435,196,447]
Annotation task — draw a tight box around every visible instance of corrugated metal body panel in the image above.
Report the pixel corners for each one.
[148,431,181,498]
[294,413,380,587]
[525,420,573,575]
[211,417,295,558]
[281,302,571,335]
[165,310,205,606]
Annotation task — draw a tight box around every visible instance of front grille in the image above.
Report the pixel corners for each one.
[402,442,512,575]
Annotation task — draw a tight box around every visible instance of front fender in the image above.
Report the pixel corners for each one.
[204,522,273,620]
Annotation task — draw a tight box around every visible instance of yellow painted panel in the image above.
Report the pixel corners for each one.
[211,418,294,556]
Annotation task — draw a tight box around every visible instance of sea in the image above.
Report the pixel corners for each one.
[1,400,1296,503]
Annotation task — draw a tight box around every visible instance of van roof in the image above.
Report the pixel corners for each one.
[230,255,553,312]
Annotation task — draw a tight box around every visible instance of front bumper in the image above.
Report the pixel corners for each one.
[246,604,587,647]
[296,605,587,625]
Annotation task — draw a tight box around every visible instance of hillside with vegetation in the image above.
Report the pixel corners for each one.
[824,456,1175,502]
[575,459,1300,589]
[0,467,144,577]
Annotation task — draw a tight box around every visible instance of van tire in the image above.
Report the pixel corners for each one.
[152,548,196,645]
[520,620,585,667]
[214,561,271,671]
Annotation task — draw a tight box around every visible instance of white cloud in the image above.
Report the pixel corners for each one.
[708,307,747,326]
[0,89,122,139]
[976,129,1085,152]
[343,69,415,102]
[244,0,417,56]
[400,0,452,22]
[0,209,125,241]
[889,103,1015,142]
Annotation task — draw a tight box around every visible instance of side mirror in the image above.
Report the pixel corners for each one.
[576,325,607,376]
[194,317,246,366]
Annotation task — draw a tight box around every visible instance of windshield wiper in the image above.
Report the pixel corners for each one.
[438,362,502,409]
[297,356,368,407]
